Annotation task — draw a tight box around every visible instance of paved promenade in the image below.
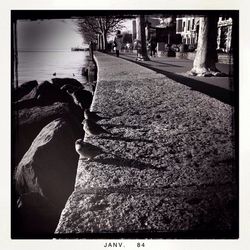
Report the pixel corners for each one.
[55,52,237,238]
[119,51,234,90]
[118,52,235,106]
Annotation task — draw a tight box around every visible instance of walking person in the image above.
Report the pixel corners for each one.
[114,30,123,57]
[148,37,157,57]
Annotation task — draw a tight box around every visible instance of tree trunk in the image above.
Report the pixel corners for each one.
[190,16,222,76]
[97,34,101,51]
[136,15,150,61]
[99,34,104,51]
[102,32,108,51]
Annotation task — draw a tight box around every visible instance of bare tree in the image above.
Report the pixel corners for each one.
[189,15,222,76]
[76,16,125,51]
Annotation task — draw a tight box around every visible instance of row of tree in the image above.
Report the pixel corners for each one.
[77,17,124,51]
[77,15,234,77]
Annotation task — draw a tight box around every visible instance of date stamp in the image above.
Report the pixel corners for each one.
[103,241,146,248]
[104,242,124,248]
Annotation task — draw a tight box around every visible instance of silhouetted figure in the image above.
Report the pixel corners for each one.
[148,37,157,57]
[114,30,123,57]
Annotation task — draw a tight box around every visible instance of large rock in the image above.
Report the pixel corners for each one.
[14,86,39,110]
[14,82,75,110]
[51,78,83,89]
[36,81,68,106]
[13,192,60,237]
[14,118,82,236]
[13,102,84,166]
[70,89,93,110]
[13,80,38,102]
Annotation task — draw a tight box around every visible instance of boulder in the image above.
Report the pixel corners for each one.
[14,86,39,110]
[20,86,38,101]
[36,81,67,106]
[14,82,75,110]
[14,98,39,110]
[60,84,82,93]
[51,78,83,89]
[13,102,84,166]
[70,89,93,110]
[13,80,38,101]
[13,192,60,236]
[15,118,81,212]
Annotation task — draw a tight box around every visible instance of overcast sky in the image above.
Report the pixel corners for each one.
[17,19,85,51]
[17,19,133,51]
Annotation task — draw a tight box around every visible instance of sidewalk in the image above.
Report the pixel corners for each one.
[115,52,235,107]
[119,51,234,91]
[55,52,237,238]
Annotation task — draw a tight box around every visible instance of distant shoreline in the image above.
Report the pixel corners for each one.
[18,49,76,52]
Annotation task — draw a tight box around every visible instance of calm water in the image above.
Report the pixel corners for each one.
[16,50,88,86]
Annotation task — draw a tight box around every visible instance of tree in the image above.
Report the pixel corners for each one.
[76,17,124,51]
[135,15,150,61]
[189,15,222,76]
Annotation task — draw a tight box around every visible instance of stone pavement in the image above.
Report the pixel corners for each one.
[119,51,234,90]
[55,52,237,238]
[118,52,235,106]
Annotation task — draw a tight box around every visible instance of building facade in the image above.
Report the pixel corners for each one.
[217,17,233,52]
[176,16,199,45]
[176,16,233,52]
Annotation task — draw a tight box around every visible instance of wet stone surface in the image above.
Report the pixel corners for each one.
[55,52,236,237]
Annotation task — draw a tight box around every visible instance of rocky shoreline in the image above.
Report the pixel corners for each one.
[12,56,97,237]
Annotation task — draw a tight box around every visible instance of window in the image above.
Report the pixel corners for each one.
[177,19,182,32]
[188,20,190,31]
[192,19,195,30]
[183,21,185,31]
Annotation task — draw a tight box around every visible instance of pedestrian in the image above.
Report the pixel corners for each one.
[148,37,157,57]
[114,30,123,57]
[133,39,142,59]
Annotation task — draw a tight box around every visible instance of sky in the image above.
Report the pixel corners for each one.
[17,18,133,51]
[17,19,85,51]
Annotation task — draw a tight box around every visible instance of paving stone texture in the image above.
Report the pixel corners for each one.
[55,52,237,237]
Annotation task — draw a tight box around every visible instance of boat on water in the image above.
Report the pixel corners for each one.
[71,47,89,51]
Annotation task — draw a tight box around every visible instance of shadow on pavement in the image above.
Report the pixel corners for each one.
[93,156,160,171]
[118,55,235,106]
[136,61,235,106]
[100,135,153,143]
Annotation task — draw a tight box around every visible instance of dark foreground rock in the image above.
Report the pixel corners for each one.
[13,192,60,237]
[14,80,77,110]
[69,88,93,110]
[51,78,83,89]
[14,118,82,236]
[36,81,68,106]
[14,86,39,109]
[13,102,84,166]
[13,80,38,101]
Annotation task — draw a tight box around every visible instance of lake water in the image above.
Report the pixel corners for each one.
[16,50,89,86]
